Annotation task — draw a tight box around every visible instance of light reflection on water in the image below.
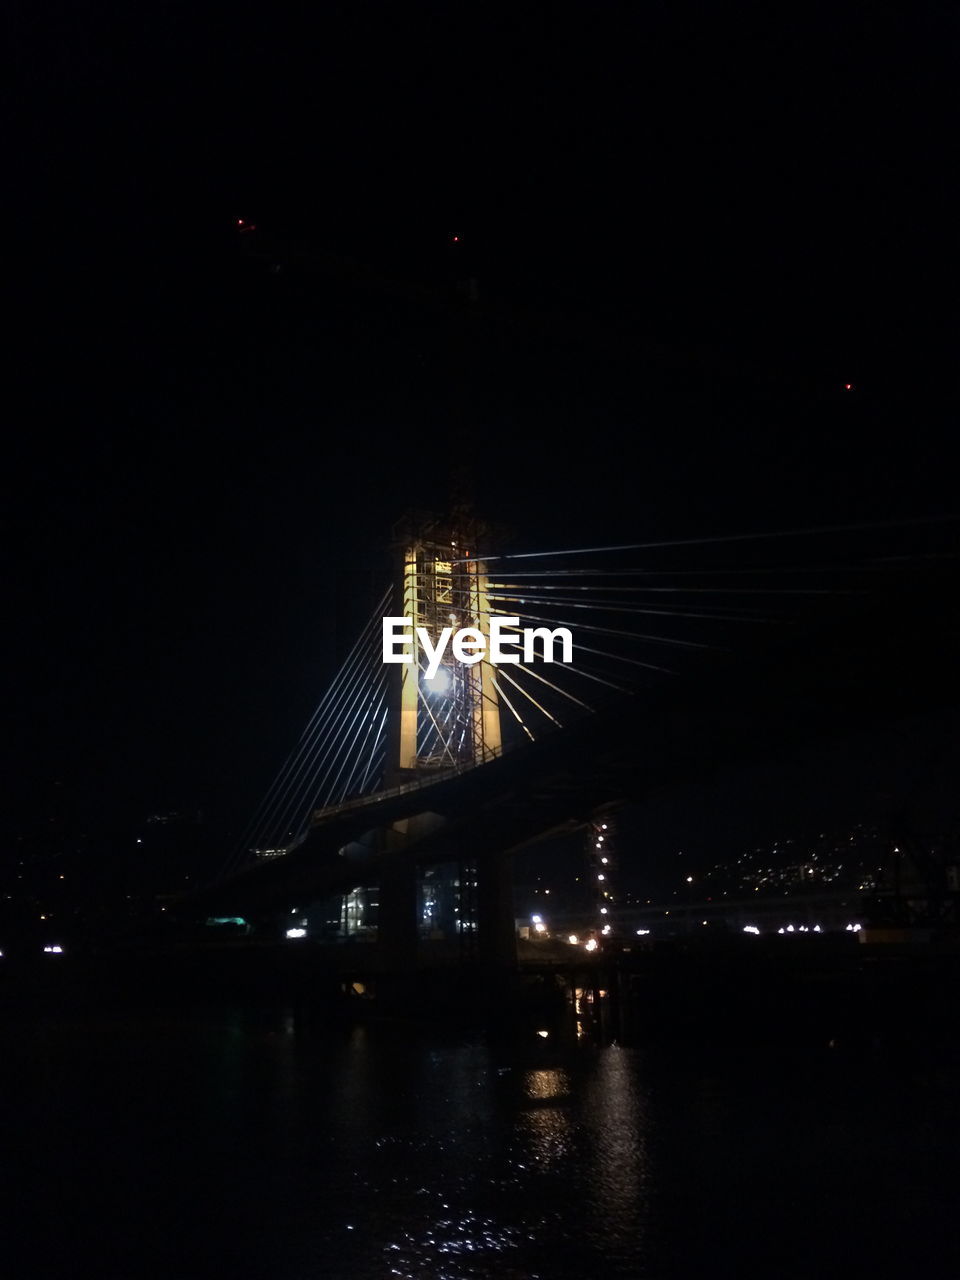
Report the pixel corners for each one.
[1,1003,959,1278]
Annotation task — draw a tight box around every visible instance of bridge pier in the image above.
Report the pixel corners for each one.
[376,825,420,976]
[376,846,517,975]
[476,850,518,972]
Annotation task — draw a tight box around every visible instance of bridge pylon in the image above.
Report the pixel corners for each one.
[373,512,517,976]
[386,511,502,782]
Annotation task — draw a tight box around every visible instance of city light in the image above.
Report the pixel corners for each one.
[636,929,650,936]
[285,927,307,940]
[534,922,546,934]
[584,939,598,952]
[568,934,579,945]
[743,925,760,935]
[43,945,64,954]
[531,914,542,924]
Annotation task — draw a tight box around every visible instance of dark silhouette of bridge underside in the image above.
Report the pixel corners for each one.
[192,568,958,916]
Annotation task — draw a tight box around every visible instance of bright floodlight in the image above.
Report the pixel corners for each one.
[423,667,451,695]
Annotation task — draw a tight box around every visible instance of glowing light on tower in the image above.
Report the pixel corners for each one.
[423,667,451,695]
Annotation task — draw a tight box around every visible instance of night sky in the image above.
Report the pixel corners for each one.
[6,3,957,873]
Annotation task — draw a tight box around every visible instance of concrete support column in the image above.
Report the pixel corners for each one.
[376,825,419,975]
[476,849,517,970]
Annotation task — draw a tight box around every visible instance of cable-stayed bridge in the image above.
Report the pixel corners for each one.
[183,513,958,972]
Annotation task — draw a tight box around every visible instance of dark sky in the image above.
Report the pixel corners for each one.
[5,2,957,857]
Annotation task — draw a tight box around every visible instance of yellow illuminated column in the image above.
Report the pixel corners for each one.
[470,557,502,762]
[397,544,420,769]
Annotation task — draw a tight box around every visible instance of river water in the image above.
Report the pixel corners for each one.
[2,997,958,1278]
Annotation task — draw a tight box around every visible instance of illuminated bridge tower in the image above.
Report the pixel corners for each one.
[379,512,515,976]
[389,513,502,779]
